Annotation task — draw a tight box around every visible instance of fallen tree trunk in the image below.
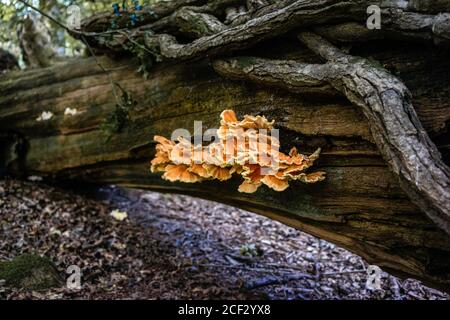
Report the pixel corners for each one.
[1,35,450,291]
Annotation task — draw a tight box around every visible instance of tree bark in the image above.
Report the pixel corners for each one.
[17,14,58,68]
[1,35,449,292]
[71,0,450,238]
[0,49,19,74]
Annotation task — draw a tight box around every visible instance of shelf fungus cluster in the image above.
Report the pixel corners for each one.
[150,110,325,193]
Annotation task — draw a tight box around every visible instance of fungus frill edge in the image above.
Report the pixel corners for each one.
[150,110,325,193]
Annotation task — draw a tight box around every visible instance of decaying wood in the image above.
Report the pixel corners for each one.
[2,0,450,292]
[213,31,450,241]
[75,0,450,235]
[1,38,450,291]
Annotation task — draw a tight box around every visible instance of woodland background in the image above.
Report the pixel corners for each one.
[1,0,450,299]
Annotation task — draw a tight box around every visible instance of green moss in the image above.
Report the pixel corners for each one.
[365,57,388,72]
[236,57,257,69]
[191,15,211,35]
[100,85,137,135]
[0,254,62,291]
[240,244,263,257]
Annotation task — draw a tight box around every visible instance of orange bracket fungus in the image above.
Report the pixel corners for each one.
[150,110,325,193]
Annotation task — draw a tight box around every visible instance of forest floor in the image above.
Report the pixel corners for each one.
[0,178,448,300]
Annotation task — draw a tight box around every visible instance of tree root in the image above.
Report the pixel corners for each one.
[81,0,450,56]
[213,32,450,235]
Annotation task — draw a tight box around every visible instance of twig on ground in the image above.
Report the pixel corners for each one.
[243,274,311,290]
[198,263,313,277]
